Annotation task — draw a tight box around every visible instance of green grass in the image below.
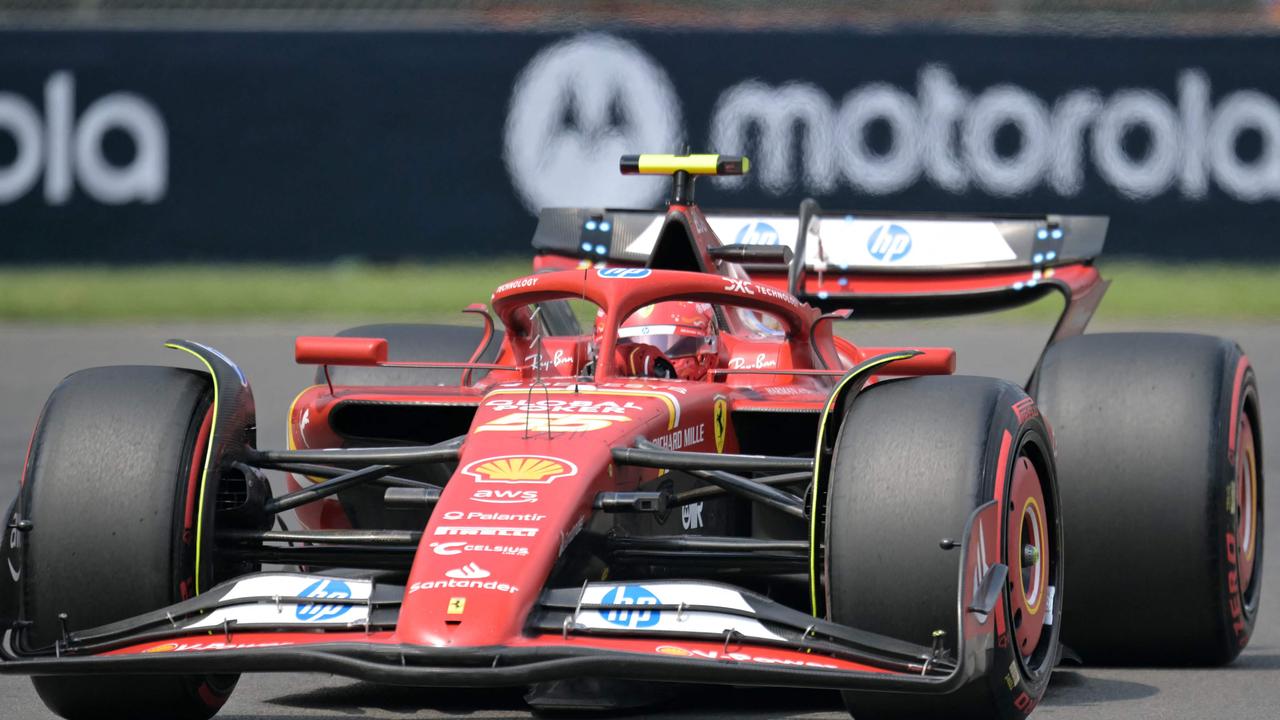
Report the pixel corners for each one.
[0,259,1275,322]
[1092,261,1280,321]
[0,259,531,323]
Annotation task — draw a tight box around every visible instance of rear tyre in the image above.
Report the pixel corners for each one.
[827,376,1062,720]
[1032,333,1263,664]
[22,366,236,720]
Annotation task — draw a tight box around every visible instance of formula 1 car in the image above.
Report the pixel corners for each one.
[0,154,1263,720]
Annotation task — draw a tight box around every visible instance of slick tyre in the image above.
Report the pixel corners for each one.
[1032,333,1263,664]
[827,376,1062,720]
[21,366,236,720]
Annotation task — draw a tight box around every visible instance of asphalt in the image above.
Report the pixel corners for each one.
[0,318,1277,720]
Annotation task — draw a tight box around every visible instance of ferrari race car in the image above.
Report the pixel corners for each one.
[0,154,1264,720]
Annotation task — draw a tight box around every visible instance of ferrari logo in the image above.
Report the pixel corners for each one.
[460,455,579,484]
[713,398,728,453]
[447,597,466,615]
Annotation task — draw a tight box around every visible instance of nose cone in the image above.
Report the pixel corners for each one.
[395,384,683,647]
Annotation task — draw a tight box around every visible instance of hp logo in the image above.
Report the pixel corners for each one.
[734,221,780,245]
[598,585,661,628]
[295,579,352,623]
[597,267,652,279]
[866,224,912,263]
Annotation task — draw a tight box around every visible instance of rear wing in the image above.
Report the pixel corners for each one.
[531,202,1108,318]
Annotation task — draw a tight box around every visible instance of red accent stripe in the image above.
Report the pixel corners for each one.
[993,430,1013,505]
[106,630,890,675]
[18,416,40,488]
[105,631,396,655]
[1228,355,1249,454]
[991,430,1013,640]
[183,406,215,533]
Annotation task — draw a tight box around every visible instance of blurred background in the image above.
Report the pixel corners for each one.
[1,5,1278,718]
[0,0,1277,323]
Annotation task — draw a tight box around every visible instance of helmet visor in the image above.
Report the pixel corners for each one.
[618,325,707,357]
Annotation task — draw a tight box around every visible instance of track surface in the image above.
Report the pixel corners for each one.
[0,319,1276,719]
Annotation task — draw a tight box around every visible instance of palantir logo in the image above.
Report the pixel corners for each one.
[734,221,780,245]
[866,224,912,262]
[295,579,352,623]
[504,34,684,213]
[599,585,661,628]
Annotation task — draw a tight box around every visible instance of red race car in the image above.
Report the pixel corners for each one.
[0,154,1264,720]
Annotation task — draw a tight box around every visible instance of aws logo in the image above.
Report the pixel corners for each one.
[504,34,683,212]
[460,455,578,484]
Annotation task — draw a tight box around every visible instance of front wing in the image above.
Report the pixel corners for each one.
[1,502,1005,698]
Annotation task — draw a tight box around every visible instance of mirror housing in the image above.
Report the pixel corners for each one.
[295,336,388,366]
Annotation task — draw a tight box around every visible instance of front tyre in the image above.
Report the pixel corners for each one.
[826,376,1062,720]
[22,366,237,720]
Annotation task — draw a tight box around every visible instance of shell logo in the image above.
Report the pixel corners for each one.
[655,645,693,656]
[143,643,179,653]
[460,455,579,484]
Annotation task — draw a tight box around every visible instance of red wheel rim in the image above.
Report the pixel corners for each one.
[1007,454,1050,659]
[1236,412,1259,594]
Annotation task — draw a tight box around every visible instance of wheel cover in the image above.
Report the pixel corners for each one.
[1007,454,1050,660]
[1236,411,1259,594]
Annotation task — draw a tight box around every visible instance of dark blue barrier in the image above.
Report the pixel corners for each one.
[0,29,1278,262]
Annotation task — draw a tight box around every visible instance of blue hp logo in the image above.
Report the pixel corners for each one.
[867,224,912,262]
[597,267,651,279]
[735,221,780,245]
[296,579,352,623]
[598,585,661,628]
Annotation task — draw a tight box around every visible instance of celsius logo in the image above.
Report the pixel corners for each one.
[295,579,352,623]
[734,221,780,245]
[0,72,166,205]
[504,34,683,212]
[598,585,661,628]
[711,67,1280,202]
[866,224,912,262]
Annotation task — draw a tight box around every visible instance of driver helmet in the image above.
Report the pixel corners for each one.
[616,301,718,381]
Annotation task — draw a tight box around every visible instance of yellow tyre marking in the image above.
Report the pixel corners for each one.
[164,342,219,597]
